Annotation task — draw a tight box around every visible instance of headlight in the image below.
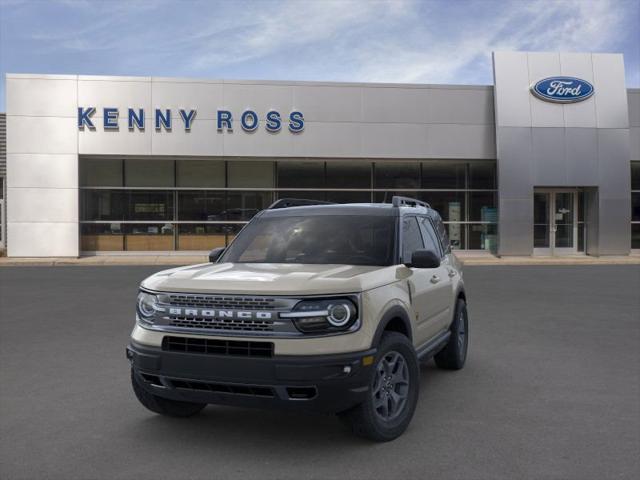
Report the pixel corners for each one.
[281,298,358,334]
[136,291,158,325]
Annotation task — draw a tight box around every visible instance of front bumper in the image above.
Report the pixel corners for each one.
[127,341,376,414]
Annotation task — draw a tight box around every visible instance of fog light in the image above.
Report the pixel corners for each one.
[362,355,374,366]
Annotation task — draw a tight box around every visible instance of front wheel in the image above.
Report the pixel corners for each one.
[434,298,469,370]
[338,332,419,442]
[131,369,206,417]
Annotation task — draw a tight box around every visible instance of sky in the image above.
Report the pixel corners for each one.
[0,0,639,111]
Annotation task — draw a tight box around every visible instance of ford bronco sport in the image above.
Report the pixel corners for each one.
[127,196,469,441]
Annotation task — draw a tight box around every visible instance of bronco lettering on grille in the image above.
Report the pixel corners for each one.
[167,308,273,320]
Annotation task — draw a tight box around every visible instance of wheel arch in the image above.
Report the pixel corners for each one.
[456,288,467,302]
[371,305,413,347]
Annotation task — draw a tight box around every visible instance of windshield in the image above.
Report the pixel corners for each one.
[221,215,397,266]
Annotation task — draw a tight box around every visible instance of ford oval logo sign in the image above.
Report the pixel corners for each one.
[531,77,594,103]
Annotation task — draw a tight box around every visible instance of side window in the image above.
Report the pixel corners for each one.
[418,217,443,258]
[433,216,451,254]
[402,216,424,263]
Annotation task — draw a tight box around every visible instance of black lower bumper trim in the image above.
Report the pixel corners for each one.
[127,341,376,413]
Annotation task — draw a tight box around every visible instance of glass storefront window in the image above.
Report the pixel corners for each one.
[468,223,497,251]
[375,162,420,189]
[128,191,174,221]
[277,190,326,201]
[418,191,465,222]
[79,158,498,252]
[80,223,124,251]
[632,224,640,249]
[632,192,640,222]
[326,161,371,189]
[125,159,174,187]
[81,190,126,221]
[326,191,372,203]
[123,223,174,251]
[228,161,274,188]
[421,162,465,189]
[226,191,272,220]
[631,162,640,191]
[468,162,496,189]
[469,191,497,222]
[176,160,224,188]
[445,223,465,249]
[81,158,123,186]
[373,191,413,204]
[178,191,224,221]
[277,161,325,188]
[177,224,233,250]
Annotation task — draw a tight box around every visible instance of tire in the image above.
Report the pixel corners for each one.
[434,298,469,370]
[338,332,419,442]
[131,369,206,417]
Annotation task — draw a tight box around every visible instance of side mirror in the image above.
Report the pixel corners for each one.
[407,249,440,269]
[208,247,225,263]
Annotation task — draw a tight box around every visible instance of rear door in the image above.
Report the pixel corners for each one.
[401,216,450,346]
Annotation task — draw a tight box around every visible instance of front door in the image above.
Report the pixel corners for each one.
[401,216,452,345]
[533,189,578,255]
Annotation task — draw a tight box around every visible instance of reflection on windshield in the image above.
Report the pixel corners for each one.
[221,215,396,266]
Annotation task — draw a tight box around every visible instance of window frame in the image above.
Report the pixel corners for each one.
[418,216,444,258]
[400,215,426,265]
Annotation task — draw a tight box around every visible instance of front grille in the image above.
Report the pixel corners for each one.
[169,379,275,397]
[168,294,278,310]
[168,316,274,332]
[162,336,274,357]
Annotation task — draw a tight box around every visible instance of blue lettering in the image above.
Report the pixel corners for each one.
[288,111,304,133]
[103,108,119,129]
[155,109,172,130]
[265,110,281,132]
[241,110,259,132]
[78,107,96,129]
[179,109,197,130]
[217,110,233,131]
[128,108,145,130]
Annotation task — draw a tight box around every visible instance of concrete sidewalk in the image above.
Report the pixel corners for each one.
[0,255,209,266]
[0,252,639,266]
[454,251,640,266]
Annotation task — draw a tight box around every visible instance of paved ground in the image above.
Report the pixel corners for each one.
[0,265,638,480]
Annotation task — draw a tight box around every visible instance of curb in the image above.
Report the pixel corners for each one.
[1,255,639,267]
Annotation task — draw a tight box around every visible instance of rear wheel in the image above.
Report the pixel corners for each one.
[434,298,468,370]
[131,369,206,417]
[338,332,419,442]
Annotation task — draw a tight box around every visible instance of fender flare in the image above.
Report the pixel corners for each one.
[371,305,413,348]
[456,287,467,302]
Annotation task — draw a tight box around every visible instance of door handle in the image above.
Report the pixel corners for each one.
[430,275,440,284]
[448,269,457,278]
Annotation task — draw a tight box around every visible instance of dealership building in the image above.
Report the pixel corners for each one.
[1,51,639,257]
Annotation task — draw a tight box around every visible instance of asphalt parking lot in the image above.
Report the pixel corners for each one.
[1,265,639,480]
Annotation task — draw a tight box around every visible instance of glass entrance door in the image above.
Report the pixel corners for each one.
[533,189,578,255]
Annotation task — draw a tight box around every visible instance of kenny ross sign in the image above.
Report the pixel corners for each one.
[530,77,594,103]
[77,107,304,133]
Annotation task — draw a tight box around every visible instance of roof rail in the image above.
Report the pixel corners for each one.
[391,196,431,209]
[268,198,336,209]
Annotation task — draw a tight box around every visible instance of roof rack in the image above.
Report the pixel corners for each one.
[268,198,337,209]
[391,196,431,209]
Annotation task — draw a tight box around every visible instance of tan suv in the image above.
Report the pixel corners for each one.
[127,196,469,441]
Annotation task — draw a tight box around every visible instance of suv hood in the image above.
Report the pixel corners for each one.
[141,262,398,295]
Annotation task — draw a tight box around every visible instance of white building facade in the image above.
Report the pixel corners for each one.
[3,51,639,257]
